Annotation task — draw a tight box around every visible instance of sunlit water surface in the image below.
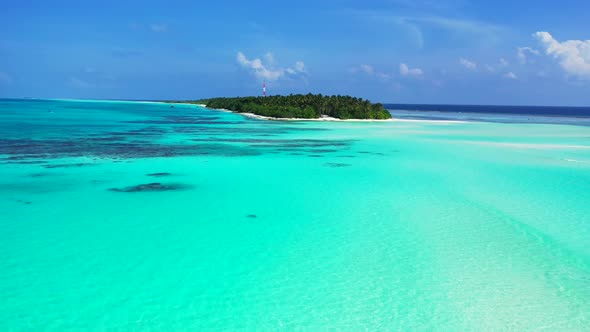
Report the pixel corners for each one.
[1,99,589,330]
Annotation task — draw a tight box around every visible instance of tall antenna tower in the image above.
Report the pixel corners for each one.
[262,81,267,97]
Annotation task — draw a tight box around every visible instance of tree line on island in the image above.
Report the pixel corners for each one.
[172,94,392,119]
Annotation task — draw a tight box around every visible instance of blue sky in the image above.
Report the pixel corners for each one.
[1,0,589,105]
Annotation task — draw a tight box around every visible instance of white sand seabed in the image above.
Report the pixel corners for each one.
[461,141,590,150]
[194,104,392,122]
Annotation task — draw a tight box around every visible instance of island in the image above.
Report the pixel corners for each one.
[168,94,392,120]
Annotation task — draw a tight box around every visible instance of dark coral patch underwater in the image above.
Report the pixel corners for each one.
[109,182,192,193]
[124,115,226,124]
[324,163,352,168]
[147,172,173,177]
[43,163,94,169]
[0,108,349,162]
[0,138,263,160]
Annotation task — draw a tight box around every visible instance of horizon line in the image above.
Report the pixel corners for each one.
[1,97,589,109]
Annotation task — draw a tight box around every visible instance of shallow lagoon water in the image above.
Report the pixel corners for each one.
[1,99,589,330]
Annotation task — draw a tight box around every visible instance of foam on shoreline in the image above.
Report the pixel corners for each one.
[181,103,399,122]
[168,102,467,123]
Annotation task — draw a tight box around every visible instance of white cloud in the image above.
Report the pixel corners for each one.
[354,63,424,80]
[236,52,306,81]
[503,72,518,80]
[399,63,423,76]
[360,64,375,74]
[150,24,168,32]
[353,64,391,80]
[534,31,590,79]
[517,47,540,64]
[294,61,306,73]
[264,52,275,65]
[376,72,391,80]
[485,58,509,73]
[459,58,477,70]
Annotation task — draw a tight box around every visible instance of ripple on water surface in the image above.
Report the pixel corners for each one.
[0,99,589,330]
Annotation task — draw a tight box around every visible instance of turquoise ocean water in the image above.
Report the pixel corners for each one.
[1,99,589,330]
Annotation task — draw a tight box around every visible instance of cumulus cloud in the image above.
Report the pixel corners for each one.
[534,31,590,79]
[294,61,305,73]
[360,64,375,74]
[376,72,391,80]
[485,58,509,73]
[236,52,306,81]
[459,58,477,70]
[503,72,518,80]
[264,52,275,64]
[517,47,540,64]
[353,63,423,80]
[352,64,391,80]
[399,63,423,76]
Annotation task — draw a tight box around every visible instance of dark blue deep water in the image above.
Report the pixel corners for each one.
[385,104,590,126]
[385,104,590,117]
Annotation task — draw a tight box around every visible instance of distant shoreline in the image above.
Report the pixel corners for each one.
[387,103,590,118]
[171,95,393,120]
[180,103,396,122]
[172,102,466,123]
